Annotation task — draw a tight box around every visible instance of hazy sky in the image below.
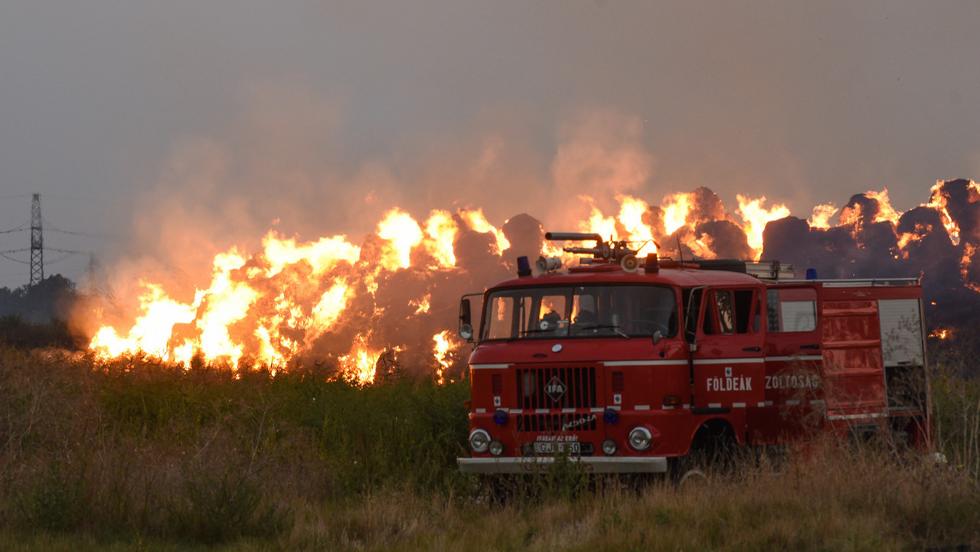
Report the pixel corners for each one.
[1,1,979,287]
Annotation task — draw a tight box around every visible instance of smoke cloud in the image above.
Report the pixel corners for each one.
[71,88,977,381]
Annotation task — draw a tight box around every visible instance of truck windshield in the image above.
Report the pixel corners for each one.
[481,285,678,341]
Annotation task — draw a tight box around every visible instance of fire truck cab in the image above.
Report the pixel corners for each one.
[457,233,931,475]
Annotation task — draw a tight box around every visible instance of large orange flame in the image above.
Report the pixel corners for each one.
[89,282,198,361]
[432,330,458,385]
[87,182,979,382]
[377,208,424,270]
[616,195,657,256]
[459,208,510,253]
[662,192,695,235]
[423,210,458,268]
[338,334,383,384]
[808,203,838,230]
[735,195,790,259]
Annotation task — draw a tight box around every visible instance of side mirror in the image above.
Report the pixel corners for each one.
[458,296,474,342]
[652,330,664,345]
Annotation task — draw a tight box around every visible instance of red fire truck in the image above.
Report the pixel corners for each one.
[456,233,931,476]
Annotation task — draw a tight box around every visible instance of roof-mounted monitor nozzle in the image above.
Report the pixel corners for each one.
[545,231,639,267]
[543,232,604,243]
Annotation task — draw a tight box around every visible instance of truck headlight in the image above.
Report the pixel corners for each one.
[469,429,491,453]
[601,439,617,455]
[628,426,653,451]
[489,440,504,456]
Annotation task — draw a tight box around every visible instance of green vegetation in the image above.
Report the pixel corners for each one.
[0,345,977,551]
[0,316,81,350]
[0,274,88,351]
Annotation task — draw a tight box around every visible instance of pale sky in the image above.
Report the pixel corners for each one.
[1,1,978,287]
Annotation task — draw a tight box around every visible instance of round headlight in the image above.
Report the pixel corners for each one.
[489,440,504,456]
[469,429,491,453]
[601,439,617,456]
[628,426,653,451]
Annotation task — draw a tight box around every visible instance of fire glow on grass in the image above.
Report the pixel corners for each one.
[88,181,979,384]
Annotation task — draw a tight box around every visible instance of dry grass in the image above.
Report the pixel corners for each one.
[0,345,977,550]
[280,441,980,552]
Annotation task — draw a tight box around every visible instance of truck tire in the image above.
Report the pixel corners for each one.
[671,420,737,486]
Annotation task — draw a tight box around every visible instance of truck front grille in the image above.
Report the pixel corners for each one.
[516,412,598,432]
[515,366,598,410]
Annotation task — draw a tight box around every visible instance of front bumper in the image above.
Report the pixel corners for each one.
[457,456,668,474]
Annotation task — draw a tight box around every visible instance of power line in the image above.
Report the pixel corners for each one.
[0,224,27,235]
[45,227,101,238]
[34,193,107,203]
[0,192,106,202]
[47,247,86,255]
[46,252,80,265]
[41,220,107,239]
[0,252,28,264]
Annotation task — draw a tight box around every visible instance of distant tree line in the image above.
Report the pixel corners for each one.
[0,274,83,349]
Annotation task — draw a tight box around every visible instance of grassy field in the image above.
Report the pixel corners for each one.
[0,345,977,551]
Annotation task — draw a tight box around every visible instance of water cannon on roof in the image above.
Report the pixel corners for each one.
[538,231,797,279]
[544,231,640,271]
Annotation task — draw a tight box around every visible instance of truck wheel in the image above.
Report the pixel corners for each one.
[669,451,710,487]
[676,466,708,487]
[671,421,737,486]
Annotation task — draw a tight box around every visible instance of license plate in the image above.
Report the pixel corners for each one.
[533,441,581,455]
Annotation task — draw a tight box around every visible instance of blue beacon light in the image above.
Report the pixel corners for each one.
[516,256,532,277]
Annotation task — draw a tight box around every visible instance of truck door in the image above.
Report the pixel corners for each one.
[749,284,823,443]
[692,286,766,410]
[763,285,823,400]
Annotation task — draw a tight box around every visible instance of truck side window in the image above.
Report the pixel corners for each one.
[766,290,780,332]
[705,289,755,335]
[714,290,735,334]
[734,290,754,333]
[767,288,817,332]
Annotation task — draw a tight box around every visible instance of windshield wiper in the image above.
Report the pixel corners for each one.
[521,328,564,336]
[578,324,630,339]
